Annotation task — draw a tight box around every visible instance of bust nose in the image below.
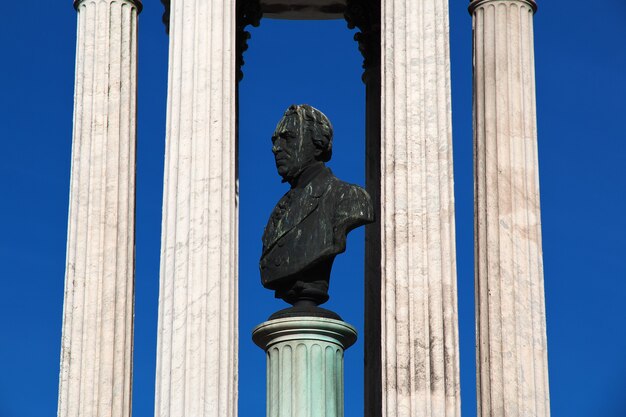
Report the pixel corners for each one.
[272,144,280,154]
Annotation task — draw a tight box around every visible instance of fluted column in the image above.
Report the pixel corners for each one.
[58,1,140,417]
[470,1,550,416]
[154,0,238,416]
[253,318,357,417]
[379,0,460,416]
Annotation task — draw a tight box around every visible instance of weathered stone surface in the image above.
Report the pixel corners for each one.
[470,1,550,416]
[154,0,238,416]
[377,0,461,415]
[58,1,139,417]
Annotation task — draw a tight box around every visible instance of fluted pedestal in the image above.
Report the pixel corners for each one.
[154,0,238,416]
[58,1,140,417]
[253,317,357,417]
[378,0,461,415]
[470,1,550,416]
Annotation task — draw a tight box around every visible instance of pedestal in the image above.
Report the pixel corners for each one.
[253,317,357,417]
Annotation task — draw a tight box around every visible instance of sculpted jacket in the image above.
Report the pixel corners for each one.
[260,166,374,289]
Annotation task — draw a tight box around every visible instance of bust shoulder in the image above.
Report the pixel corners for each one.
[329,178,373,223]
[315,175,375,248]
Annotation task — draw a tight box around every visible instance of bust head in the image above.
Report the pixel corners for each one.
[271,104,333,184]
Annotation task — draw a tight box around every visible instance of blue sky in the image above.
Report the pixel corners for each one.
[1,1,625,417]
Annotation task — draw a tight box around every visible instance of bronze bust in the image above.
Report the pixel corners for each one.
[260,104,374,312]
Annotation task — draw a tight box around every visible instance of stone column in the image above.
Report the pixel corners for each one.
[344,2,382,414]
[470,1,550,416]
[379,0,461,416]
[154,0,238,416]
[253,317,357,417]
[58,1,140,417]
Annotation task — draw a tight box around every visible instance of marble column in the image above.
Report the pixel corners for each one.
[58,1,140,417]
[379,0,461,416]
[154,0,238,416]
[470,1,550,416]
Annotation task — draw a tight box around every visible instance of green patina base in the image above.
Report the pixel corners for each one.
[253,316,357,417]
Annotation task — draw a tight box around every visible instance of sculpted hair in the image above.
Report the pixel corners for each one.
[284,104,333,162]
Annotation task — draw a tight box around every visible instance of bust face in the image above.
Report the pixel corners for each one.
[271,113,317,183]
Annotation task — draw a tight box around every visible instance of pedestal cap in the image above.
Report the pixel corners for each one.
[74,0,142,12]
[469,0,537,14]
[253,316,357,351]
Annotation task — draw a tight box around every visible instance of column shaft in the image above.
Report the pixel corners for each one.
[58,1,139,416]
[253,318,357,417]
[470,1,550,416]
[364,68,382,417]
[154,0,238,416]
[380,0,460,416]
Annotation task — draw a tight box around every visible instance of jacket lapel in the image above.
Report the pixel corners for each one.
[262,168,332,254]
